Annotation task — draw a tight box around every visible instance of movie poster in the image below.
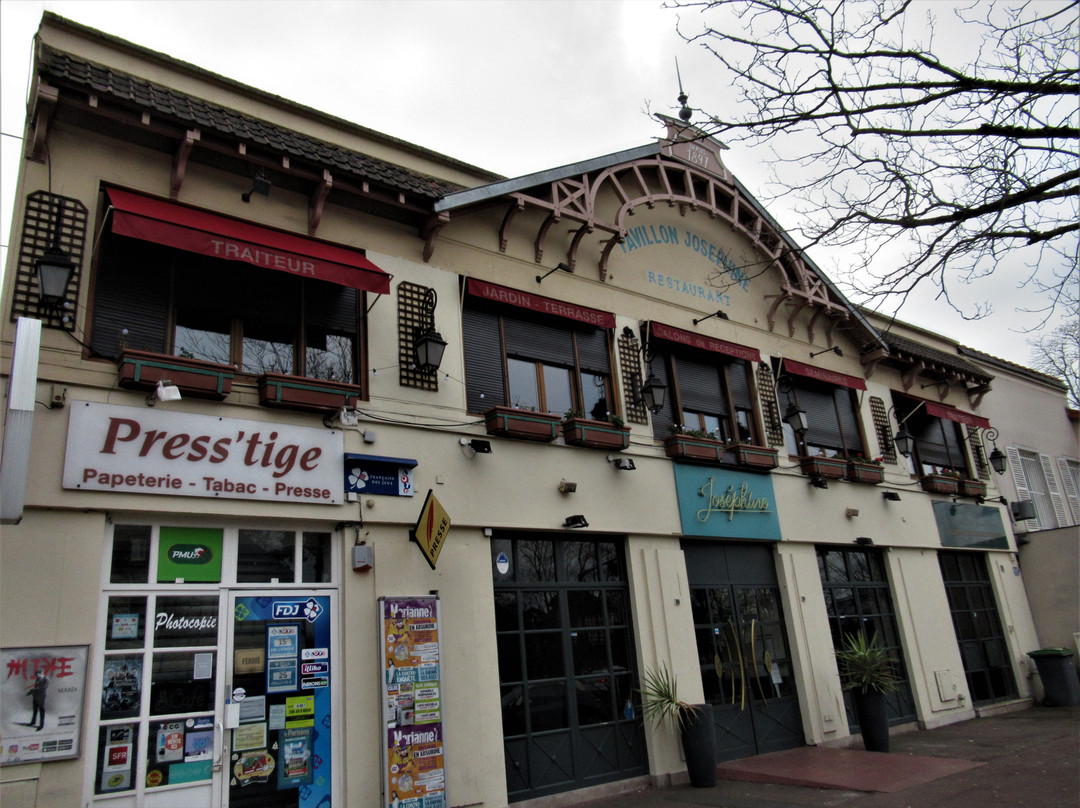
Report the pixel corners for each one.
[1,645,89,765]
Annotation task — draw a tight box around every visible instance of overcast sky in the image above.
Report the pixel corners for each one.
[0,0,1067,370]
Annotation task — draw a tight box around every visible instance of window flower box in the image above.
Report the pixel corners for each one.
[800,455,847,479]
[562,417,630,450]
[959,478,988,498]
[731,444,779,470]
[258,373,362,413]
[118,349,234,400]
[663,433,727,464]
[483,406,561,442]
[920,473,961,495]
[845,460,885,485]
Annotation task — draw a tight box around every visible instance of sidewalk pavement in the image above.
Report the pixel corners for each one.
[573,704,1079,808]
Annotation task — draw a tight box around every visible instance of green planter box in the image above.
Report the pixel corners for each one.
[800,455,847,479]
[118,349,234,400]
[562,418,630,450]
[920,474,961,495]
[484,406,561,442]
[258,373,362,413]
[663,434,726,464]
[959,479,988,498]
[732,444,779,469]
[846,461,885,484]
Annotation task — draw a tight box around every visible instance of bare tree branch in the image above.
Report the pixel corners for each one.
[668,0,1080,319]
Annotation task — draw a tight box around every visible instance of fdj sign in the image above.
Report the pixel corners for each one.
[272,599,324,623]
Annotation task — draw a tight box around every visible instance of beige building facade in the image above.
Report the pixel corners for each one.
[0,14,1043,808]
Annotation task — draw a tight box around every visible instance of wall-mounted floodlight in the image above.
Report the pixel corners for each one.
[558,480,578,494]
[809,346,843,358]
[809,476,828,490]
[607,455,636,471]
[536,262,573,284]
[563,514,589,529]
[459,438,492,458]
[242,170,272,202]
[147,380,181,406]
[882,491,901,502]
[854,536,875,546]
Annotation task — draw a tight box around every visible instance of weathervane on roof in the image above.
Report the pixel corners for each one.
[675,57,692,122]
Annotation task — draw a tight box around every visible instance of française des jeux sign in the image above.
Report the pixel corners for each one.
[674,465,782,540]
[63,402,343,504]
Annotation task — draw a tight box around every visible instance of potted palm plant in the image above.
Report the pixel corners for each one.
[835,631,900,752]
[637,664,716,787]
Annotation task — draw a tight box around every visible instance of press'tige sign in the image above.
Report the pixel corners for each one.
[63,402,343,504]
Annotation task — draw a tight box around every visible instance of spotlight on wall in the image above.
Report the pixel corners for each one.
[242,169,272,202]
[809,345,843,358]
[536,262,573,284]
[882,491,901,502]
[563,514,589,529]
[607,455,636,471]
[147,379,181,407]
[809,476,828,489]
[845,508,860,518]
[558,480,578,494]
[854,536,875,546]
[459,437,492,458]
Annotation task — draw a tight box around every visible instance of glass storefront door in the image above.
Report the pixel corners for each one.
[223,592,335,808]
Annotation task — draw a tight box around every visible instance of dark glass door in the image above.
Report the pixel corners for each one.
[492,535,647,802]
[684,542,804,762]
[939,551,1018,704]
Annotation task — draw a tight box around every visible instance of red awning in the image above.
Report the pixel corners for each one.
[106,187,391,295]
[466,278,615,329]
[651,322,761,363]
[925,401,991,430]
[783,358,867,391]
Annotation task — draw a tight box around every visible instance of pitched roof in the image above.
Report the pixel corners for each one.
[39,45,467,201]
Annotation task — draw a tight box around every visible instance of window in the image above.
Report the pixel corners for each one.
[781,376,863,458]
[648,349,757,443]
[90,233,361,383]
[894,397,969,476]
[1007,448,1070,530]
[463,303,613,417]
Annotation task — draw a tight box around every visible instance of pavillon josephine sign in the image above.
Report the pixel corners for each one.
[63,402,343,504]
[673,465,782,540]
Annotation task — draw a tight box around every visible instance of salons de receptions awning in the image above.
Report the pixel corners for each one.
[106,187,391,295]
[674,465,782,540]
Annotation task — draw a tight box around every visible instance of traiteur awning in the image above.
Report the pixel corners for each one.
[106,187,391,295]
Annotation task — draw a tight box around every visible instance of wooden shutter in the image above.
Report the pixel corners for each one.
[1056,458,1080,525]
[1006,447,1040,532]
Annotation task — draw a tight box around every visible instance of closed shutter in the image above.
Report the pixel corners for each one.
[1007,447,1043,532]
[833,387,864,454]
[800,385,843,449]
[1056,458,1080,525]
[1040,454,1070,527]
[89,240,171,358]
[463,308,505,413]
[675,356,726,415]
[504,316,573,365]
[574,327,610,375]
[727,360,752,410]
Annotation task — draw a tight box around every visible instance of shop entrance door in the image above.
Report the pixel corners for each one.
[221,592,336,808]
[683,542,804,762]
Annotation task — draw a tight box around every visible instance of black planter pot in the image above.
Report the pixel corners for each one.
[679,703,717,787]
[851,690,890,752]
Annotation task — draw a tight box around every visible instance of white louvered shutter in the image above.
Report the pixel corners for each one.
[1056,458,1080,526]
[1041,454,1070,527]
[1006,446,1040,532]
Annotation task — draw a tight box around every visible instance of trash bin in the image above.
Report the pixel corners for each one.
[1028,648,1080,706]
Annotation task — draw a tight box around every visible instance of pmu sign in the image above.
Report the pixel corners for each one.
[410,490,451,570]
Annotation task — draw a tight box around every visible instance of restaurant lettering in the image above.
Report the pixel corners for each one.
[697,478,772,522]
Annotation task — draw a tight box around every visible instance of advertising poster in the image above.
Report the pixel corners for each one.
[99,724,135,792]
[379,597,445,808]
[100,655,142,719]
[1,645,88,765]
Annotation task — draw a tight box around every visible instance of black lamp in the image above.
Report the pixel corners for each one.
[989,446,1007,475]
[639,371,667,414]
[784,401,809,437]
[414,288,447,373]
[893,425,914,458]
[36,246,76,305]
